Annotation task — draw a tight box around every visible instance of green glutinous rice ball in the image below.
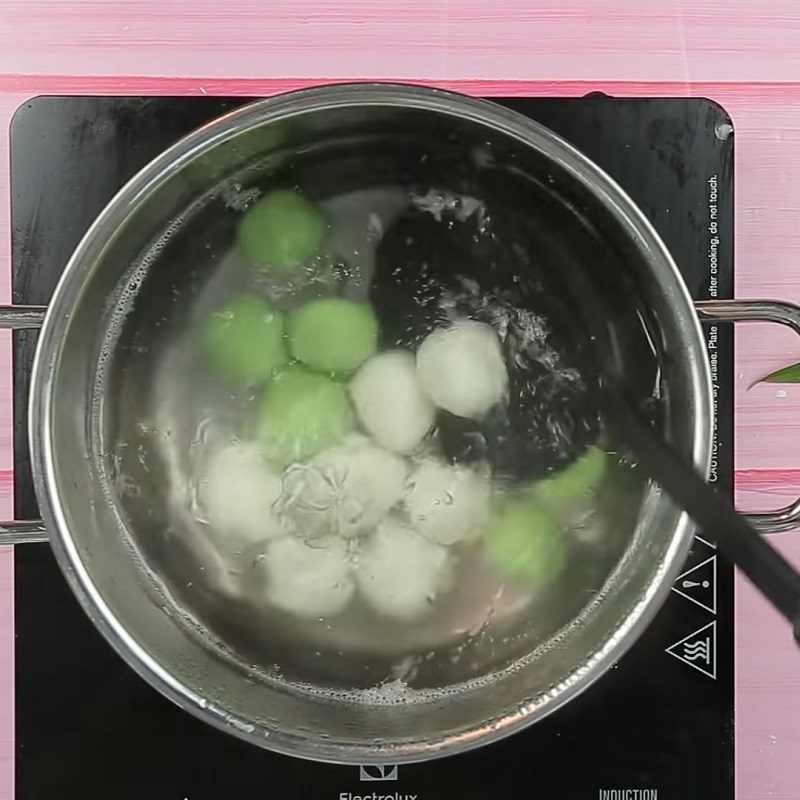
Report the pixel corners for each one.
[256,364,355,464]
[288,298,378,373]
[203,294,288,386]
[484,499,567,587]
[238,189,325,273]
[530,446,608,514]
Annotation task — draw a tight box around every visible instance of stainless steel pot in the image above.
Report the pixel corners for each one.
[1,84,799,764]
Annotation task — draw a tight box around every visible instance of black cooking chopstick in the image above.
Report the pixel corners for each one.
[601,383,800,645]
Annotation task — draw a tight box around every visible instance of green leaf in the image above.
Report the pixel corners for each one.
[761,362,800,383]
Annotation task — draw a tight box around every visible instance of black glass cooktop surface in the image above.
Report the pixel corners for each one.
[10,94,733,799]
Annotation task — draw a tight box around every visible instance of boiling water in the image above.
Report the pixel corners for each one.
[101,141,658,694]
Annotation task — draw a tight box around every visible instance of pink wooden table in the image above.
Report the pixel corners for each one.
[2,3,800,798]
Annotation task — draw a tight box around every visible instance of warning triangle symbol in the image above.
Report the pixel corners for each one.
[695,534,717,550]
[665,620,717,679]
[672,555,716,613]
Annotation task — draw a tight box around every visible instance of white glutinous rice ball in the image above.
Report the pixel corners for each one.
[355,516,453,620]
[349,350,435,454]
[416,319,508,419]
[404,458,491,545]
[262,536,354,617]
[279,435,407,540]
[198,440,289,548]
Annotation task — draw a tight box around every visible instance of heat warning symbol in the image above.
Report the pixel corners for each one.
[672,555,717,614]
[665,620,717,679]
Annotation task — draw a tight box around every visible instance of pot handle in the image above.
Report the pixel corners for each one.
[695,298,800,533]
[0,305,48,545]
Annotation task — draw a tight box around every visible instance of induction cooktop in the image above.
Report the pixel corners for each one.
[10,93,733,799]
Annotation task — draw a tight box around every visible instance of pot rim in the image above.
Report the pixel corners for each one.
[28,82,713,763]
